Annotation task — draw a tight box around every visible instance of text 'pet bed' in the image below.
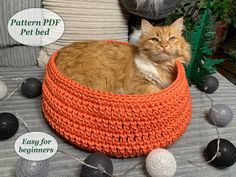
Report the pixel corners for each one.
[42,41,192,157]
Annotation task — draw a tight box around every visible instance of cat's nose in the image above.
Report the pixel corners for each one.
[160,43,168,49]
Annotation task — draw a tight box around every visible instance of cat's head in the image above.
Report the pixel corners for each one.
[137,18,191,64]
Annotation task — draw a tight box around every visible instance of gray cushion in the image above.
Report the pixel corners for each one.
[0,46,40,66]
[37,0,129,67]
[0,0,41,66]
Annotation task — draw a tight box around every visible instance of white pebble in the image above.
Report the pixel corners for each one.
[146,148,176,177]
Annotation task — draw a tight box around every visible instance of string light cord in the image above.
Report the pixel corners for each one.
[58,150,143,177]
[117,160,144,177]
[16,113,114,176]
[204,87,221,164]
[0,78,24,103]
[15,112,142,177]
[175,88,221,167]
[14,112,30,133]
[58,150,116,177]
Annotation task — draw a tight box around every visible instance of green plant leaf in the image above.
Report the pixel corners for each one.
[185,5,225,86]
[202,58,224,74]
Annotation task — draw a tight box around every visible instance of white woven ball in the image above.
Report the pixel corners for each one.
[146,148,177,177]
[0,81,8,100]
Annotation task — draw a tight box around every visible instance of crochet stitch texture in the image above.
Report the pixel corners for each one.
[42,41,192,157]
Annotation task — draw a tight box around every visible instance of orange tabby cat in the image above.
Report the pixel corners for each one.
[56,18,191,94]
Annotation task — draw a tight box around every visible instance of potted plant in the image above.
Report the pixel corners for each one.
[199,0,236,27]
[198,0,236,50]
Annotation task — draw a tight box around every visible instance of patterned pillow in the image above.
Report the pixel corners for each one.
[37,0,129,67]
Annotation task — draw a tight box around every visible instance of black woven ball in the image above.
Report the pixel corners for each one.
[202,75,219,94]
[207,138,236,168]
[0,112,19,140]
[80,152,113,177]
[21,78,42,98]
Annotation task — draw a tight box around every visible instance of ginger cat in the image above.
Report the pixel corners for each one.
[56,18,191,94]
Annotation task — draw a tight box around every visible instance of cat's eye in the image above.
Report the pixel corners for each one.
[151,38,159,42]
[168,37,176,42]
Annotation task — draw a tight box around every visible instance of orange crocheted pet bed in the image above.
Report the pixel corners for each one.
[42,41,192,157]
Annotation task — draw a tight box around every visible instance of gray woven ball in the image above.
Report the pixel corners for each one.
[16,158,49,177]
[120,0,183,20]
[208,104,233,127]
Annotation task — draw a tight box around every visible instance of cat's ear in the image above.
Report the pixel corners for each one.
[141,19,154,35]
[171,17,184,34]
